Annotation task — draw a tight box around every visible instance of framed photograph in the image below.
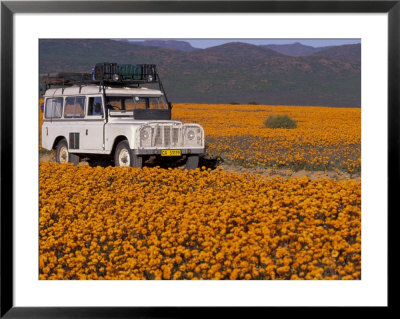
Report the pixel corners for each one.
[1,0,396,317]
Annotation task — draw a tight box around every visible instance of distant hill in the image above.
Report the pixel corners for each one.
[311,44,361,62]
[39,39,361,107]
[203,42,284,57]
[123,39,199,52]
[260,42,333,57]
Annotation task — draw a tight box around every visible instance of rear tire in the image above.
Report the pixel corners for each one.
[55,139,70,164]
[55,139,80,165]
[185,155,199,170]
[114,140,143,168]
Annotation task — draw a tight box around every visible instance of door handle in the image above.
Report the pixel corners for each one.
[86,129,88,135]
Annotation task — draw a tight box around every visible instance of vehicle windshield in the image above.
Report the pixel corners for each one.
[106,95,167,111]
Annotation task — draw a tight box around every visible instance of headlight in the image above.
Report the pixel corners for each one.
[187,130,195,140]
[139,126,152,147]
[140,129,149,140]
[184,125,203,147]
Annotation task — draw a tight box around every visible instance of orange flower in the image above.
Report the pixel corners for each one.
[39,162,360,280]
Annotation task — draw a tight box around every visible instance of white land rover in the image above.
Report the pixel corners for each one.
[41,63,205,169]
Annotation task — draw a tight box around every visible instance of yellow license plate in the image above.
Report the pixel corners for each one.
[161,149,181,156]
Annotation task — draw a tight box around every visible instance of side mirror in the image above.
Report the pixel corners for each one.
[41,102,44,113]
[168,102,172,109]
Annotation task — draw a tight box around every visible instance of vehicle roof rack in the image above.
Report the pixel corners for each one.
[42,63,170,103]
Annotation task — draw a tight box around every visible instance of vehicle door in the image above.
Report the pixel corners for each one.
[63,96,87,152]
[81,95,105,150]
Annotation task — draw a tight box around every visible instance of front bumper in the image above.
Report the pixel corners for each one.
[134,148,205,156]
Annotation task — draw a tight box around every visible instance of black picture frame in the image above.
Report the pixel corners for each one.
[1,0,396,317]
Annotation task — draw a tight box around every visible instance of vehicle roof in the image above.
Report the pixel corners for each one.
[44,85,163,97]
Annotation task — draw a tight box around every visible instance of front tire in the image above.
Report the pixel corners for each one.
[185,155,199,170]
[114,140,143,168]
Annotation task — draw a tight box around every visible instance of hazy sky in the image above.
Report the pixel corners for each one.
[132,39,360,49]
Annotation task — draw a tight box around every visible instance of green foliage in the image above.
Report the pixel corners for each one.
[264,114,297,129]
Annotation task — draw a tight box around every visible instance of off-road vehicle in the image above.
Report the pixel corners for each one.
[41,63,204,169]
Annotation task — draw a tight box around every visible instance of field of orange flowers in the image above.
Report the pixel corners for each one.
[40,101,360,174]
[173,104,361,174]
[39,162,361,280]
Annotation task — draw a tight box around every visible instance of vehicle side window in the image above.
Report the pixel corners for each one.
[44,97,63,118]
[64,96,86,118]
[88,97,103,116]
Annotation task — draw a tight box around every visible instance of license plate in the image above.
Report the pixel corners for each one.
[161,149,181,156]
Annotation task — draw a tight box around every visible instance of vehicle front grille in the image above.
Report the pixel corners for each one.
[172,128,179,145]
[164,127,171,147]
[154,126,162,146]
[150,124,181,148]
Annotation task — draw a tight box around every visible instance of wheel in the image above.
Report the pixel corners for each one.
[55,139,80,165]
[55,139,70,164]
[114,140,143,168]
[185,155,199,170]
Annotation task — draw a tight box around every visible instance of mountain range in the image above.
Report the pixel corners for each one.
[260,42,334,57]
[120,39,199,52]
[39,39,361,107]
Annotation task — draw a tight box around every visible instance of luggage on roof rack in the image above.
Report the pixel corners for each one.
[93,63,157,83]
[43,63,159,88]
[43,72,93,86]
[41,62,170,104]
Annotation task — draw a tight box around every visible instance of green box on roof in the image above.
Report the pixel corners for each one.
[117,64,143,80]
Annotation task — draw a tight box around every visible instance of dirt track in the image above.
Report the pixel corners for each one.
[219,163,360,181]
